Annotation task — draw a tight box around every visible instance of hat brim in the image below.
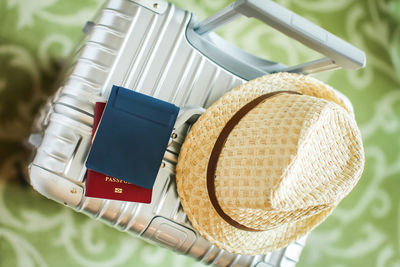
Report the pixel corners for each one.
[176,73,350,255]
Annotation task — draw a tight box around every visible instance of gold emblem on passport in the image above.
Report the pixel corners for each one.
[114,188,123,193]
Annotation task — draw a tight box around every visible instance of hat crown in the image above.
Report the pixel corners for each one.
[214,94,364,231]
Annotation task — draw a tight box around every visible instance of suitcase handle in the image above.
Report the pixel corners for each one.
[194,0,366,74]
[174,106,205,130]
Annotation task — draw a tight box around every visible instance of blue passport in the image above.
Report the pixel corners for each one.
[85,86,179,189]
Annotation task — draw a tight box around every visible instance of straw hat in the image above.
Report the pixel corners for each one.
[176,72,364,255]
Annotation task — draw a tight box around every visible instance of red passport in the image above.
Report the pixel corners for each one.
[85,102,152,203]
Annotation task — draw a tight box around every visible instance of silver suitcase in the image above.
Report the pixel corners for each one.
[27,0,365,266]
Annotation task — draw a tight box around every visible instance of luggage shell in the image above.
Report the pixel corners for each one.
[28,0,361,266]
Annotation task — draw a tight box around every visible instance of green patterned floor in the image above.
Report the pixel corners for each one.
[0,0,399,266]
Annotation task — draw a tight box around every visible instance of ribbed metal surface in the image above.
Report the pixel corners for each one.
[28,1,306,266]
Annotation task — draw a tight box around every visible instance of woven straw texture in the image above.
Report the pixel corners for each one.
[176,72,365,255]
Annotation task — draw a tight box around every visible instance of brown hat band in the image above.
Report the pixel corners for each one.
[206,90,302,232]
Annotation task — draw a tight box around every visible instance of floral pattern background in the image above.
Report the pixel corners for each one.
[0,0,399,266]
